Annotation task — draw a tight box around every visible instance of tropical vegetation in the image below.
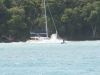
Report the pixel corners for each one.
[0,0,100,41]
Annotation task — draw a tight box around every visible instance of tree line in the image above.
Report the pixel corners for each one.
[0,0,100,42]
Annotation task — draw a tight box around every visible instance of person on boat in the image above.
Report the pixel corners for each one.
[61,39,65,44]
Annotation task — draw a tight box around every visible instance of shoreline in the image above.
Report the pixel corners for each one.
[0,38,100,43]
[0,37,100,43]
[66,37,100,41]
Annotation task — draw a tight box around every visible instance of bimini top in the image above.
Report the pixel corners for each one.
[30,30,47,34]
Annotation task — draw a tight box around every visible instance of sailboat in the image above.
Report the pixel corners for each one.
[26,0,64,43]
[29,0,49,41]
[29,0,56,41]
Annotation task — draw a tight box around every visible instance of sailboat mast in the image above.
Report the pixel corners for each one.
[44,0,48,37]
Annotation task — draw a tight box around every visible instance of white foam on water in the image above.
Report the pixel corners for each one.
[26,34,65,43]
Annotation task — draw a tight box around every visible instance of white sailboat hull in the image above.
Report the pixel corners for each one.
[26,34,65,43]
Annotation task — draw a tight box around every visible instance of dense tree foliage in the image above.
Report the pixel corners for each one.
[0,0,100,41]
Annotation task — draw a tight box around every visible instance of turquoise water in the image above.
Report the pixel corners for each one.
[0,41,100,75]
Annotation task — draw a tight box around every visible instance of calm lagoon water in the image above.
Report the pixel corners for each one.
[0,41,100,75]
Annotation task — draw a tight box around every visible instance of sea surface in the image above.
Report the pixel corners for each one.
[0,41,100,75]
